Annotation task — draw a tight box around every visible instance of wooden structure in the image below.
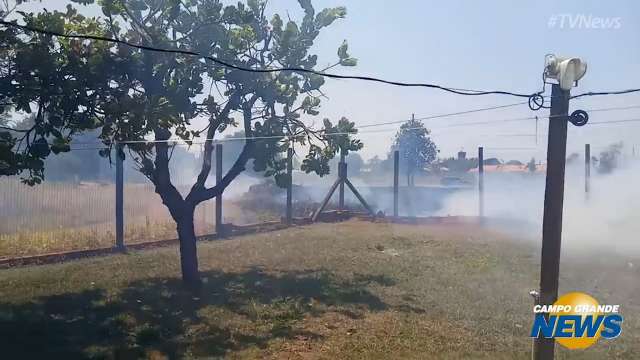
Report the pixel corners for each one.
[311,152,375,222]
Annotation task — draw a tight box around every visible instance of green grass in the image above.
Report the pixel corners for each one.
[0,220,638,359]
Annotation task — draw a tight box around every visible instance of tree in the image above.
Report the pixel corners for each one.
[328,150,363,176]
[0,0,357,287]
[598,142,623,174]
[391,117,437,186]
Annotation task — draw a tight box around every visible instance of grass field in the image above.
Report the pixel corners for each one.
[0,220,638,359]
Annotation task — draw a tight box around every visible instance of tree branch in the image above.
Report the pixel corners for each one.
[186,95,258,205]
[151,127,188,220]
[188,93,239,195]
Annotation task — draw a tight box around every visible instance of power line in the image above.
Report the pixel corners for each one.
[588,118,640,125]
[62,116,640,151]
[571,89,640,100]
[360,103,640,131]
[5,20,640,102]
[358,101,529,128]
[53,104,640,148]
[583,104,640,113]
[0,20,541,98]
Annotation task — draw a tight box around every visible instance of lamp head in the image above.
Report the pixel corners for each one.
[544,54,588,91]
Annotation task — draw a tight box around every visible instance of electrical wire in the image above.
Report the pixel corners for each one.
[572,89,640,100]
[587,118,640,125]
[63,116,640,151]
[358,101,529,128]
[59,102,640,147]
[0,20,539,98]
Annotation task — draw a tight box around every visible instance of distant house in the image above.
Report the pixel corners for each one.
[468,163,546,173]
[483,158,502,166]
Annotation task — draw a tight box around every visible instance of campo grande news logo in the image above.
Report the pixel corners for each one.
[530,292,623,349]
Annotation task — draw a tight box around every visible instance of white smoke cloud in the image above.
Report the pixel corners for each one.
[436,156,640,255]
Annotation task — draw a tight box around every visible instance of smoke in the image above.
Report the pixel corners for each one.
[436,155,640,256]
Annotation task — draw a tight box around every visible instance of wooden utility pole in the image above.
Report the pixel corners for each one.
[585,143,591,199]
[534,84,570,360]
[286,147,293,224]
[393,150,399,217]
[115,142,124,250]
[215,143,223,235]
[478,146,484,219]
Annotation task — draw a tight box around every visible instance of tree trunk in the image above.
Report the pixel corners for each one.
[176,209,200,289]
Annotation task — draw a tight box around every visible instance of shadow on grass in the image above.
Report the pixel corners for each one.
[0,267,397,359]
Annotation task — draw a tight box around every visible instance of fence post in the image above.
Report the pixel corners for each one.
[393,150,399,217]
[478,146,484,219]
[338,151,345,210]
[215,143,223,235]
[286,147,293,224]
[585,143,591,199]
[115,142,124,250]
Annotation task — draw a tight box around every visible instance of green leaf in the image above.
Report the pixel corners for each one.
[247,0,260,13]
[50,137,70,154]
[29,138,50,158]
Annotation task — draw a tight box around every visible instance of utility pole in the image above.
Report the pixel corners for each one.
[534,84,570,360]
[585,144,591,199]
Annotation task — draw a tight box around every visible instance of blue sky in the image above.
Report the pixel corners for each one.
[19,1,640,161]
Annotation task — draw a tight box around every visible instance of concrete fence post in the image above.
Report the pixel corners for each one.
[393,150,399,217]
[215,143,223,235]
[115,142,124,250]
[478,146,484,219]
[286,147,293,224]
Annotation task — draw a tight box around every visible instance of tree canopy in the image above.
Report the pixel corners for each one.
[391,116,437,185]
[0,0,361,286]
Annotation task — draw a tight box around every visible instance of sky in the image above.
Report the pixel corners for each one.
[17,0,640,162]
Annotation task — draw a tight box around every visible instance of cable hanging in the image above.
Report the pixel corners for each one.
[3,21,640,113]
[0,20,541,100]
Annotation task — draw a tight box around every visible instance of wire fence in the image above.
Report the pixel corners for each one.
[2,140,633,260]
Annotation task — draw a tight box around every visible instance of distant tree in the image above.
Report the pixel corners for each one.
[598,142,623,174]
[364,154,392,175]
[391,117,437,186]
[330,151,363,177]
[566,152,579,164]
[506,159,523,166]
[0,0,357,287]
